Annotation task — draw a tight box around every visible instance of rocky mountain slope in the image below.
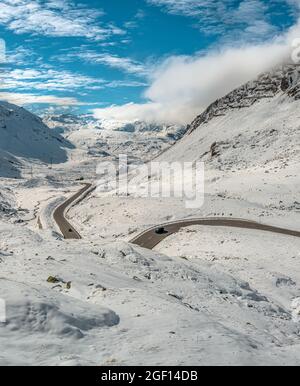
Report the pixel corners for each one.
[159,65,300,172]
[187,65,300,134]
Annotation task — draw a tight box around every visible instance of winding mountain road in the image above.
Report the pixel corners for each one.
[53,183,92,239]
[52,185,300,247]
[130,218,300,250]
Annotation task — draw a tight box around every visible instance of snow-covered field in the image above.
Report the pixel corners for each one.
[0,66,300,366]
[1,222,300,366]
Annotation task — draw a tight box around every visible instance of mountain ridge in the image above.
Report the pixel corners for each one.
[187,64,300,135]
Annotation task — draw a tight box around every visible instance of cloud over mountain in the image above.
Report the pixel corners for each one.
[94,18,299,125]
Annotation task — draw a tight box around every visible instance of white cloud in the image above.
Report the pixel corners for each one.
[65,51,149,77]
[106,80,148,88]
[93,25,298,125]
[0,65,147,97]
[0,68,105,92]
[124,9,146,29]
[0,0,124,40]
[0,92,82,106]
[5,46,39,66]
[94,102,162,122]
[147,0,293,41]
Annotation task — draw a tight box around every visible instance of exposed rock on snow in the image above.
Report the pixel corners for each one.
[0,187,17,218]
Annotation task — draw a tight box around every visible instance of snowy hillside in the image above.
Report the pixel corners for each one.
[71,65,300,240]
[165,65,300,167]
[0,102,73,173]
[153,65,300,217]
[1,65,300,366]
[0,149,21,178]
[1,220,300,366]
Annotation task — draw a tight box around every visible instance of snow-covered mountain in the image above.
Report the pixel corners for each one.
[0,102,73,174]
[43,113,98,134]
[1,65,300,366]
[160,65,300,170]
[44,113,185,137]
[0,101,185,180]
[44,113,186,162]
[74,64,300,243]
[61,65,300,366]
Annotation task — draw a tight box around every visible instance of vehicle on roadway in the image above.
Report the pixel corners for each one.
[155,227,167,235]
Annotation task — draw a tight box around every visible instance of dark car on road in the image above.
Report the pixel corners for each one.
[155,227,167,235]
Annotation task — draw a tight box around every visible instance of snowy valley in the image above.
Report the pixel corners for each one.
[0,65,300,366]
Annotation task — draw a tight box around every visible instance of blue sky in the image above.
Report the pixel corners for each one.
[0,0,299,120]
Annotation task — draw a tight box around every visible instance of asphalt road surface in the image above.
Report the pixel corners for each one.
[53,183,92,239]
[130,218,300,250]
[53,185,300,247]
